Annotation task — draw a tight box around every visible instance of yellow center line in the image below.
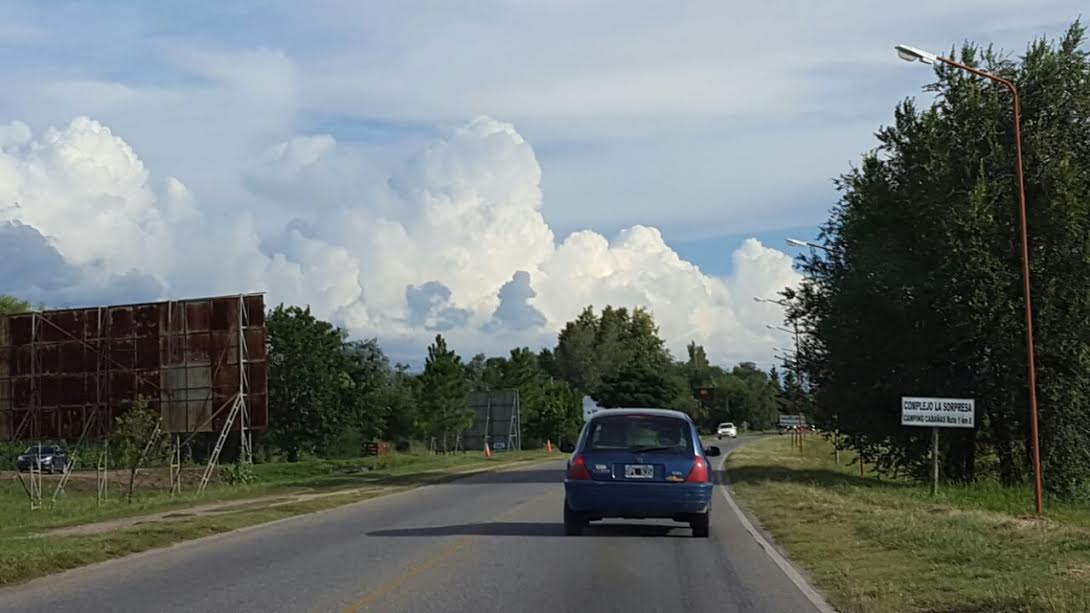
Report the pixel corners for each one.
[342,491,553,612]
[341,535,476,612]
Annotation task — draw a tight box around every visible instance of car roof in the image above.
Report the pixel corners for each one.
[587,408,693,422]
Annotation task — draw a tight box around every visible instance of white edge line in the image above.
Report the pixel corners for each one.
[716,444,838,613]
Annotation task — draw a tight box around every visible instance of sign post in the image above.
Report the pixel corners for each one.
[901,397,975,495]
[931,427,939,496]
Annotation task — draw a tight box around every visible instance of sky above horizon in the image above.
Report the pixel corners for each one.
[0,1,1083,366]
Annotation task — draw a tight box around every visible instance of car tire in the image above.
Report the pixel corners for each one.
[690,512,710,538]
[564,501,585,536]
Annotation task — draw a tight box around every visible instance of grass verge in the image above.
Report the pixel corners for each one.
[725,436,1090,613]
[0,450,550,586]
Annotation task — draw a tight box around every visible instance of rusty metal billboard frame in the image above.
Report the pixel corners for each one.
[0,293,268,444]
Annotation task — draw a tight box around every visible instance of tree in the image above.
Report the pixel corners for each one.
[381,364,420,446]
[266,305,353,461]
[338,339,392,452]
[554,307,602,393]
[553,305,673,397]
[111,395,165,502]
[418,335,472,451]
[594,362,683,409]
[793,23,1090,496]
[0,295,32,315]
[465,353,488,391]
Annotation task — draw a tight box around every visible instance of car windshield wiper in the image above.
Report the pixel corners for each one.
[628,446,679,454]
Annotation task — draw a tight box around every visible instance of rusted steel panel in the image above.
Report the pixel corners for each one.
[186,333,211,364]
[135,335,159,370]
[10,315,32,345]
[0,294,267,440]
[110,307,133,337]
[39,343,60,374]
[110,338,135,369]
[59,343,84,374]
[186,302,210,332]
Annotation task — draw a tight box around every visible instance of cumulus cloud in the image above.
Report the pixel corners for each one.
[487,271,547,332]
[0,114,799,365]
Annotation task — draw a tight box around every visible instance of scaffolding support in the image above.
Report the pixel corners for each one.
[96,441,109,506]
[238,295,253,466]
[170,434,182,497]
[29,441,43,510]
[50,410,99,508]
[198,393,243,494]
[127,417,163,502]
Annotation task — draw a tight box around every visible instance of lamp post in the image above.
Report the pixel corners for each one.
[896,43,1042,514]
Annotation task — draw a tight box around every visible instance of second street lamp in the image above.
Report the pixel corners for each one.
[896,42,1043,514]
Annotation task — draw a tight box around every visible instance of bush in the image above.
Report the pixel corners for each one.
[222,461,257,485]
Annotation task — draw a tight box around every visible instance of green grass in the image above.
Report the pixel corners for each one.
[0,449,550,585]
[726,436,1090,613]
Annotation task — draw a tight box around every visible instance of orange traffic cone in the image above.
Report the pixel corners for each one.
[484,442,492,458]
[545,439,553,453]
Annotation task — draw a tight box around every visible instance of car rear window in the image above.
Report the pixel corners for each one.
[585,414,693,454]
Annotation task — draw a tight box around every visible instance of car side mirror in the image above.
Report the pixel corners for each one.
[704,446,721,457]
[559,442,575,453]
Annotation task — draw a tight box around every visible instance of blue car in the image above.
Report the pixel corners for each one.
[562,408,721,537]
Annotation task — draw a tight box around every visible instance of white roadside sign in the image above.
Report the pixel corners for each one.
[901,397,975,429]
[778,414,805,426]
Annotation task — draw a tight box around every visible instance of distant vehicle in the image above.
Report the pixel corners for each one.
[716,422,737,439]
[16,445,68,474]
[560,409,720,538]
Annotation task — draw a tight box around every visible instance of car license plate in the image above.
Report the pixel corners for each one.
[624,464,654,479]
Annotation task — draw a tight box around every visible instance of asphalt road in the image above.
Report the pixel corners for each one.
[0,437,827,613]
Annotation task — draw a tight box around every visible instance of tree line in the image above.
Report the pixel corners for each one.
[786,22,1090,498]
[263,304,786,461]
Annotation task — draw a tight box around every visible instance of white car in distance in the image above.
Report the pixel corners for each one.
[716,422,737,439]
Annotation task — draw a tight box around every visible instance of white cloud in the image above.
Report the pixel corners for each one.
[0,114,799,366]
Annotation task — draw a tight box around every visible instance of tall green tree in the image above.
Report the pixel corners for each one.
[339,339,392,449]
[553,305,673,396]
[266,305,352,461]
[794,23,1090,496]
[594,362,683,409]
[417,335,472,451]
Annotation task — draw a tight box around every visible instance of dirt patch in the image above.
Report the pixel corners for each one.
[1060,564,1090,580]
[207,498,296,513]
[994,514,1049,531]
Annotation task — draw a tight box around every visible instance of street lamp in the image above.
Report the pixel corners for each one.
[896,42,1043,514]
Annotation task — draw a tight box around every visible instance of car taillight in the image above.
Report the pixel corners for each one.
[686,457,709,483]
[567,454,591,480]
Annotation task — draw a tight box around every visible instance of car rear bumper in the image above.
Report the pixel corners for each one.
[565,480,714,517]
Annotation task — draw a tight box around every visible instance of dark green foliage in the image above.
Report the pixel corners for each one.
[595,362,683,408]
[110,395,165,502]
[267,305,354,461]
[417,335,472,450]
[0,295,32,315]
[793,23,1090,498]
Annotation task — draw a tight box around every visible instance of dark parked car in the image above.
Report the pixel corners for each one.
[15,445,68,474]
[561,409,720,538]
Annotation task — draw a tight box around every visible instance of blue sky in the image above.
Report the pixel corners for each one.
[0,1,1084,364]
